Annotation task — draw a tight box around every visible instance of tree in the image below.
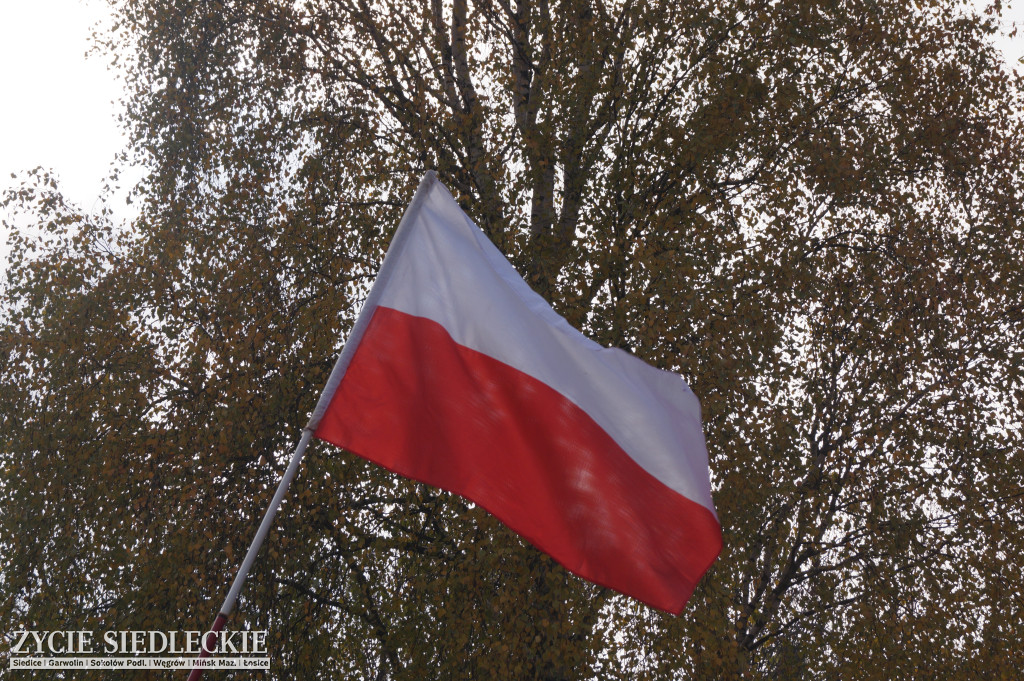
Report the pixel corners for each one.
[2,0,1023,678]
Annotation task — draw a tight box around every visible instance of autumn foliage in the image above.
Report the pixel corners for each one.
[2,0,1023,678]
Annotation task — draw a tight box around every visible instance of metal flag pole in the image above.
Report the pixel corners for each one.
[184,172,438,681]
[185,428,313,681]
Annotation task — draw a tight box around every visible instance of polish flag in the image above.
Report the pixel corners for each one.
[308,173,721,614]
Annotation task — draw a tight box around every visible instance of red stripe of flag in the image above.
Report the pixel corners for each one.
[315,306,722,614]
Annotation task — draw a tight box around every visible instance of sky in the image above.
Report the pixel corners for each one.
[0,0,1023,272]
[0,0,133,216]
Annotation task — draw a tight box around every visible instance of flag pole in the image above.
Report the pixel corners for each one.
[185,428,313,681]
[184,171,439,680]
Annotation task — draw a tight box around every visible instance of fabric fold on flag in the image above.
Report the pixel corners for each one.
[308,172,722,614]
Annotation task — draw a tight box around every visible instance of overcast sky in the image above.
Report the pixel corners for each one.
[0,1,131,215]
[1,0,1022,263]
